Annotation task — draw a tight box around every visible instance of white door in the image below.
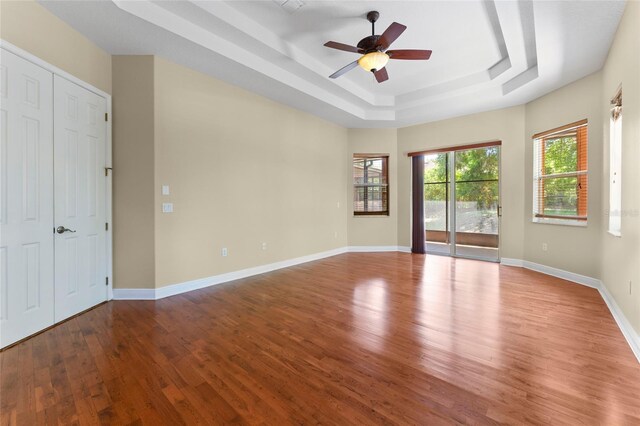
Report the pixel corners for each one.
[0,49,55,347]
[53,76,107,322]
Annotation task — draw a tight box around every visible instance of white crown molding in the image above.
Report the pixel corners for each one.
[109,0,536,120]
[111,0,383,121]
[38,0,624,127]
[191,0,390,107]
[501,258,640,363]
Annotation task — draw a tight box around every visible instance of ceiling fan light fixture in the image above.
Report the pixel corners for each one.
[358,51,389,73]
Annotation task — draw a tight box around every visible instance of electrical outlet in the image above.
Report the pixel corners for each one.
[261,242,267,250]
[221,247,228,257]
[337,201,340,208]
[542,243,548,251]
[334,231,338,239]
[630,280,633,295]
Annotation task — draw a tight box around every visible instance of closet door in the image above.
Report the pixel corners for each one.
[53,76,107,322]
[0,49,55,348]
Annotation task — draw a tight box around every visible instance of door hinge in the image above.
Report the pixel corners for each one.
[105,112,108,122]
[105,222,109,231]
[106,277,109,286]
[105,167,113,176]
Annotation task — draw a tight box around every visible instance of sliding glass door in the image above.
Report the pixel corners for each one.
[453,146,500,260]
[424,153,451,255]
[424,145,500,262]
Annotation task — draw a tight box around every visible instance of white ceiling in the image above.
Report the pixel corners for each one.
[39,0,626,128]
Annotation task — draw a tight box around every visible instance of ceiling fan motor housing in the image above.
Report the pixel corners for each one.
[357,35,381,53]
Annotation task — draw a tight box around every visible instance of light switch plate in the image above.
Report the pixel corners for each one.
[162,203,173,213]
[162,185,170,195]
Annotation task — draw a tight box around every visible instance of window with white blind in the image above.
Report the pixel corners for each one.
[532,120,588,225]
[609,89,622,236]
[353,155,389,215]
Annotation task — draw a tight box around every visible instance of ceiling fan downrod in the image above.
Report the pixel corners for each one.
[367,11,379,37]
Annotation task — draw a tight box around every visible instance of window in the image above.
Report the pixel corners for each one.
[609,89,622,236]
[353,155,389,215]
[533,120,588,225]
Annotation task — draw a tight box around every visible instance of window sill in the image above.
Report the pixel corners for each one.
[532,217,587,227]
[353,214,390,218]
[607,230,622,238]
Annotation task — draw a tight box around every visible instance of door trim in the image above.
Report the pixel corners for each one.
[1,40,114,300]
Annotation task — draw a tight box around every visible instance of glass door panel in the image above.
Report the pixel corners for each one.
[424,153,451,255]
[453,146,500,261]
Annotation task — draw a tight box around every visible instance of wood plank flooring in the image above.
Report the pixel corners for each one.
[2,253,639,425]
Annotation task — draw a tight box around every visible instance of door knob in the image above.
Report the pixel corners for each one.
[56,226,76,234]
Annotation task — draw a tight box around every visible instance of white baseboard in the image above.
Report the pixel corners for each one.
[112,248,640,364]
[111,288,157,300]
[522,260,602,288]
[501,258,640,363]
[113,245,416,301]
[113,245,416,300]
[598,282,640,363]
[500,257,524,267]
[114,246,349,301]
[348,245,411,253]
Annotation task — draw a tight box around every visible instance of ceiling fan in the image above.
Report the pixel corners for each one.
[324,11,432,83]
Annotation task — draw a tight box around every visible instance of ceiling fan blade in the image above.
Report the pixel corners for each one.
[387,49,432,60]
[374,67,389,83]
[324,41,362,54]
[377,22,407,50]
[329,60,360,79]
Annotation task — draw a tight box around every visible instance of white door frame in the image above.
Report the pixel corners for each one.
[1,40,114,300]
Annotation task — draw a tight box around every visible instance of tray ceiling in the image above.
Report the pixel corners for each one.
[39,0,625,128]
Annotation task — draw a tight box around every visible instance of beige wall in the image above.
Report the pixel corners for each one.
[347,128,398,247]
[600,1,640,335]
[153,57,348,287]
[523,72,603,279]
[5,0,638,335]
[397,106,526,260]
[112,56,156,289]
[0,0,112,94]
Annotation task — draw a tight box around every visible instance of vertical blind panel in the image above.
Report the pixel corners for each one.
[534,123,588,220]
[609,111,622,233]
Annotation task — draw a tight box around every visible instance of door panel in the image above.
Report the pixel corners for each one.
[453,146,500,261]
[424,153,451,255]
[0,49,55,348]
[54,76,107,322]
[424,146,500,262]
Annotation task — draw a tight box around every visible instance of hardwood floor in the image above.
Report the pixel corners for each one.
[2,253,639,425]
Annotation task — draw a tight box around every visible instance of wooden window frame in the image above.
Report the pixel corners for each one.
[532,120,588,224]
[353,154,389,216]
